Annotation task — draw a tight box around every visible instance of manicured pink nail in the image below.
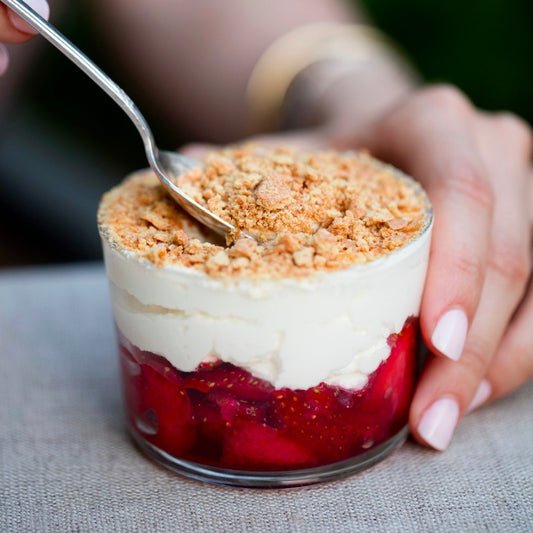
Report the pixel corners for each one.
[8,0,50,34]
[0,44,9,76]
[418,397,460,451]
[431,309,468,361]
[467,379,491,413]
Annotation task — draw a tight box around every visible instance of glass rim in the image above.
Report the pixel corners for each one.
[98,164,433,284]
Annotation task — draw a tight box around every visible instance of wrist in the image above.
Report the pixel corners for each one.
[246,22,418,136]
[282,54,417,133]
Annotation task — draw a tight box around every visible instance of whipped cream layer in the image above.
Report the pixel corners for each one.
[103,224,431,390]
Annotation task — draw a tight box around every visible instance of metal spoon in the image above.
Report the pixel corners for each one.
[2,0,254,241]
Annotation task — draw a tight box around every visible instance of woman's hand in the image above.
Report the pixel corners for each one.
[0,0,49,75]
[242,82,533,451]
[319,84,533,450]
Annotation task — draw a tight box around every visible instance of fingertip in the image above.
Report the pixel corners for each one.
[414,396,460,451]
[7,0,49,35]
[429,308,469,361]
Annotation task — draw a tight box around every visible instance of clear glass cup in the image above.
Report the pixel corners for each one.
[99,168,433,488]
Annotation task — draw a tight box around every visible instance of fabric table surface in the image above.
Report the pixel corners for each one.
[1,263,532,533]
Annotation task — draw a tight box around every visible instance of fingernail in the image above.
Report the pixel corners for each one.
[8,0,50,34]
[418,397,460,451]
[467,379,491,413]
[431,309,468,361]
[0,44,9,76]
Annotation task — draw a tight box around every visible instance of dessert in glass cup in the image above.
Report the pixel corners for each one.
[98,145,433,487]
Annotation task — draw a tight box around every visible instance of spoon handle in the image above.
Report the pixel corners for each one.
[2,0,249,241]
[1,0,158,159]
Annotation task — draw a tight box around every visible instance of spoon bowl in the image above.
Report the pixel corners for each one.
[152,149,253,240]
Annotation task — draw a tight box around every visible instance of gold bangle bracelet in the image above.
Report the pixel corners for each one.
[246,22,413,133]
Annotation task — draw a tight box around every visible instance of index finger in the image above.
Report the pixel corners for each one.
[370,85,494,362]
[0,1,49,43]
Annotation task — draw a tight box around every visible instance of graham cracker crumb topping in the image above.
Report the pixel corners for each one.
[98,145,429,279]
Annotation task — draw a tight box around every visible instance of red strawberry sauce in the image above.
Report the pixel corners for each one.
[119,318,418,471]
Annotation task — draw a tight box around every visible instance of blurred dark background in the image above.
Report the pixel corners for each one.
[1,0,532,267]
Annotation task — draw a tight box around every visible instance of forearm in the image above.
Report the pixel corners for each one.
[92,0,363,142]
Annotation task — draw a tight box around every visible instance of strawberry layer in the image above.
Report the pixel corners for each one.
[119,319,418,471]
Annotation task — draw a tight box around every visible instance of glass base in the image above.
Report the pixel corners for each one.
[130,425,409,488]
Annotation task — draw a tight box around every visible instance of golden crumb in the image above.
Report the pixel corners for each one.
[98,145,429,279]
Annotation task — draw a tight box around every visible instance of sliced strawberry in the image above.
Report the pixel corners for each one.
[188,388,271,451]
[118,318,417,469]
[183,363,274,401]
[136,350,184,387]
[119,345,142,424]
[181,375,212,393]
[187,391,226,459]
[222,420,316,469]
[136,364,196,456]
[368,318,417,423]
[270,385,358,462]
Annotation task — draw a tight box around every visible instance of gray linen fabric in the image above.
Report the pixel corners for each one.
[1,264,532,533]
